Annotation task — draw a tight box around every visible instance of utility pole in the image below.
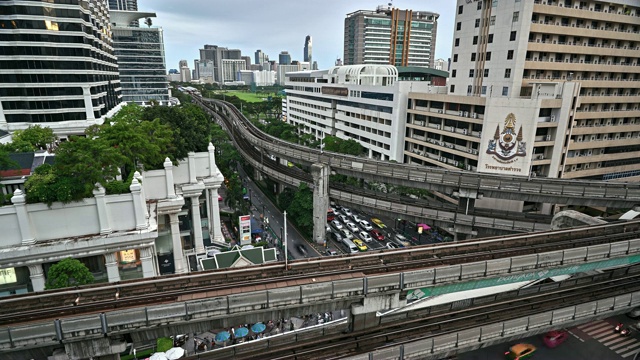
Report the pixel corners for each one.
[284,210,288,270]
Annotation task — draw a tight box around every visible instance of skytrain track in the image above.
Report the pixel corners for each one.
[1,220,638,325]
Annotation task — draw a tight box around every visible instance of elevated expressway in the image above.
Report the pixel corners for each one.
[196,97,640,209]
[2,221,640,359]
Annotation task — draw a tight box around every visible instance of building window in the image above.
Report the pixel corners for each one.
[471,53,476,61]
[492,0,498,7]
[505,68,511,78]
[488,34,494,43]
[467,85,473,94]
[458,5,464,14]
[450,84,455,93]
[486,52,492,61]
[484,69,489,77]
[455,38,460,46]
[469,69,475,78]
[510,31,517,41]
[502,86,509,96]
[475,19,480,28]
[513,11,519,22]
[456,22,462,31]
[477,1,482,10]
[452,69,457,78]
[473,36,478,45]
[481,86,487,95]
[453,54,458,62]
[507,50,514,60]
[490,16,496,26]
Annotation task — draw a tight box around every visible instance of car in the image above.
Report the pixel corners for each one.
[359,231,373,243]
[371,218,386,229]
[218,195,223,201]
[370,229,384,241]
[395,234,410,247]
[627,306,640,319]
[330,231,343,242]
[504,343,536,359]
[353,239,368,252]
[297,244,308,257]
[542,330,568,348]
[346,222,359,232]
[359,220,373,231]
[325,248,338,256]
[338,214,349,223]
[331,220,343,230]
[386,242,399,249]
[342,207,353,216]
[351,214,363,223]
[340,229,353,240]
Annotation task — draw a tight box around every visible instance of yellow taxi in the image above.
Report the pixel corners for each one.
[353,239,368,252]
[504,343,536,359]
[371,218,387,229]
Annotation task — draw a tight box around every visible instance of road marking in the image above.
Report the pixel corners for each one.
[611,338,637,350]
[621,349,640,358]
[588,326,615,337]
[599,333,624,342]
[567,329,585,342]
[604,336,634,347]
[578,321,605,330]
[616,342,640,355]
[580,322,609,333]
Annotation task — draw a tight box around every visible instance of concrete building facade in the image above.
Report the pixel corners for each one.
[343,7,439,68]
[0,0,123,134]
[447,0,640,181]
[222,59,247,83]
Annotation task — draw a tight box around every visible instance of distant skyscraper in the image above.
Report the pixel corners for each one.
[312,61,318,70]
[433,58,446,71]
[241,56,252,69]
[198,45,241,83]
[0,0,121,132]
[279,51,291,65]
[344,7,439,67]
[255,49,267,66]
[304,35,312,64]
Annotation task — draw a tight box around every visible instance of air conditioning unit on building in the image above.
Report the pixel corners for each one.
[550,115,556,122]
[587,150,592,156]
[446,144,454,149]
[577,136,583,142]
[436,125,441,130]
[571,165,577,171]
[437,109,443,113]
[459,111,464,116]
[537,154,545,160]
[468,149,473,154]
[463,129,468,135]
[464,111,469,117]
[472,113,478,118]
[545,135,552,141]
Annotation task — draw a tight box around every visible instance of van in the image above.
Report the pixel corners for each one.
[342,238,359,254]
[330,231,343,242]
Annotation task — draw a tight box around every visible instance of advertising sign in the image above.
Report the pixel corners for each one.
[0,268,16,285]
[119,249,137,263]
[239,215,252,245]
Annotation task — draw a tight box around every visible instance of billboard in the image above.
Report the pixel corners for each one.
[239,215,252,245]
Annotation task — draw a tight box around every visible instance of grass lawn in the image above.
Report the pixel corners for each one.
[216,91,269,103]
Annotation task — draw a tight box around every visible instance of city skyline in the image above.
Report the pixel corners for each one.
[138,0,455,71]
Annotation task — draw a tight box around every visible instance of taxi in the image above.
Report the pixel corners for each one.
[504,343,536,359]
[353,239,368,252]
[371,218,387,228]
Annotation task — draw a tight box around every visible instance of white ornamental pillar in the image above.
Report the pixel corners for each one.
[164,157,176,199]
[210,186,224,242]
[93,184,112,235]
[188,152,197,184]
[104,252,120,283]
[28,264,45,292]
[169,213,186,274]
[134,172,149,218]
[129,179,146,230]
[11,190,35,245]
[139,246,156,278]
[191,195,205,254]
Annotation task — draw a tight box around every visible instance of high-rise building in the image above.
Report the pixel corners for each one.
[343,7,439,67]
[221,59,246,83]
[179,60,191,82]
[193,60,200,80]
[304,35,313,64]
[110,11,169,104]
[433,58,446,71]
[279,51,292,65]
[198,45,242,83]
[241,56,252,69]
[0,0,122,133]
[255,49,267,66]
[436,0,640,182]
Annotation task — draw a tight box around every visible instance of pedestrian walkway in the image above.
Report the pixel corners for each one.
[576,320,640,358]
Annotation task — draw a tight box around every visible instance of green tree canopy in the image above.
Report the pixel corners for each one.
[323,135,365,156]
[286,183,314,237]
[3,125,56,152]
[45,258,94,290]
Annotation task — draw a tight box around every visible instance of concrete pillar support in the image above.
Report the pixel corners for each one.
[191,195,205,254]
[164,158,176,199]
[311,163,330,245]
[104,252,120,283]
[350,292,400,332]
[82,85,95,121]
[28,264,45,292]
[139,246,156,278]
[93,184,112,235]
[169,213,186,274]
[11,190,35,245]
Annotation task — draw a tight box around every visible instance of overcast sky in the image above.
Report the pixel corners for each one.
[137,0,455,71]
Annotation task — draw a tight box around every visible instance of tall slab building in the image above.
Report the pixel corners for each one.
[343,6,439,68]
[0,0,122,134]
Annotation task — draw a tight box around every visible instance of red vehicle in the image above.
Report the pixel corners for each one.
[543,330,569,348]
[327,208,335,222]
[370,229,385,241]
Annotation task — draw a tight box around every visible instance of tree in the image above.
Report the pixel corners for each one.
[323,135,365,156]
[4,125,56,152]
[45,258,94,290]
[286,183,314,237]
[144,17,153,28]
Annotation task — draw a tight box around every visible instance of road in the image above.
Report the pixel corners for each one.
[459,314,640,360]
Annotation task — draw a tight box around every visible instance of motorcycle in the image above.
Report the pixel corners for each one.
[170,334,189,347]
[615,323,624,332]
[621,328,632,337]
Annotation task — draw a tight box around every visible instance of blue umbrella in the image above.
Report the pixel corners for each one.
[251,322,266,334]
[214,331,230,342]
[234,327,249,338]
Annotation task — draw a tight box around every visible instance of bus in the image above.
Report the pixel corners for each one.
[327,208,335,222]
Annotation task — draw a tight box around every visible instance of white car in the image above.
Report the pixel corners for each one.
[331,219,343,230]
[359,220,373,231]
[338,214,349,223]
[346,222,359,233]
[342,207,353,216]
[386,242,399,249]
[359,231,373,243]
[351,214,363,223]
[340,229,353,240]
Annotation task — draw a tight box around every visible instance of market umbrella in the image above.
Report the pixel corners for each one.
[417,223,431,231]
[251,322,266,334]
[149,353,168,360]
[164,347,185,360]
[234,327,249,338]
[214,331,230,342]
